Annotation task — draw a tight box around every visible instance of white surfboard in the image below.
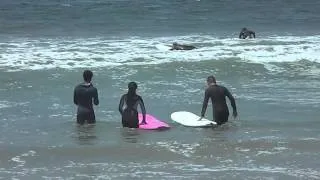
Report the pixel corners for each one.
[170,111,217,127]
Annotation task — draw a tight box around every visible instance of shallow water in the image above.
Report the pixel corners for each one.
[1,0,320,179]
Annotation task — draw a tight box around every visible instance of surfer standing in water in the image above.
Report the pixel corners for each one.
[239,27,256,39]
[73,70,99,125]
[200,76,238,125]
[118,82,147,128]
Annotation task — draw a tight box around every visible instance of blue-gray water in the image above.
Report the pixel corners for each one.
[1,0,320,179]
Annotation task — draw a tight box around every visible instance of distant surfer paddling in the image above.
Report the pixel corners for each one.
[200,76,238,125]
[170,42,196,50]
[73,70,99,125]
[118,82,147,128]
[239,27,256,39]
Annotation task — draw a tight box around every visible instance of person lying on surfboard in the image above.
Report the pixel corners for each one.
[118,82,147,128]
[239,27,256,39]
[200,76,238,125]
[170,42,196,50]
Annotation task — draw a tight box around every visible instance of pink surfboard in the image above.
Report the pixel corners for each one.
[138,113,170,130]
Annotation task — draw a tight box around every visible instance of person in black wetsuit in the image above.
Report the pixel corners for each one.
[170,42,196,50]
[200,76,238,125]
[118,82,146,128]
[73,70,99,125]
[239,27,256,39]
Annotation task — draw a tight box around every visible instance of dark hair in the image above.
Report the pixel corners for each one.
[83,70,93,82]
[128,81,137,95]
[207,75,216,83]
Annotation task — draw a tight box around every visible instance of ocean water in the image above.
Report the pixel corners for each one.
[1,0,320,179]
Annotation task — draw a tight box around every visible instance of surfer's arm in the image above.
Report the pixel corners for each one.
[138,96,146,123]
[225,87,237,116]
[93,88,99,105]
[201,89,210,117]
[73,87,78,105]
[251,31,256,38]
[239,32,243,39]
[118,95,125,115]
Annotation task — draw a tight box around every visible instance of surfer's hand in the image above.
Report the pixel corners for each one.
[233,111,238,118]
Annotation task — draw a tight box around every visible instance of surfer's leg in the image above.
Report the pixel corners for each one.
[87,111,96,124]
[121,109,139,128]
[121,111,130,128]
[76,113,85,125]
[128,110,139,128]
[122,118,129,127]
[221,112,229,125]
[77,112,95,125]
[214,111,229,125]
[133,114,139,128]
[122,116,138,128]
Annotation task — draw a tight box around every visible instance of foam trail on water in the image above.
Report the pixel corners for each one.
[0,35,320,71]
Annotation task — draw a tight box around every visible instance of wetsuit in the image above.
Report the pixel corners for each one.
[118,94,146,128]
[201,84,237,125]
[170,44,196,50]
[73,83,99,125]
[239,30,256,39]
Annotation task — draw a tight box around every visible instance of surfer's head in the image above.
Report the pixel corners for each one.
[242,27,247,31]
[128,81,138,96]
[173,42,178,47]
[83,70,93,83]
[207,75,216,85]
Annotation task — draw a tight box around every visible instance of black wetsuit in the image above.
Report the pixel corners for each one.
[73,83,99,125]
[118,94,146,128]
[201,84,237,125]
[239,30,256,39]
[170,44,196,50]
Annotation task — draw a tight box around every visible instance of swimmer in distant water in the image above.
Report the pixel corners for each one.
[73,70,99,125]
[239,27,256,39]
[118,82,146,128]
[170,42,196,50]
[200,76,238,125]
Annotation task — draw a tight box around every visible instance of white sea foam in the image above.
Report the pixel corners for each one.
[0,101,29,109]
[2,160,319,179]
[155,141,200,157]
[0,35,320,71]
[179,165,320,179]
[10,150,37,168]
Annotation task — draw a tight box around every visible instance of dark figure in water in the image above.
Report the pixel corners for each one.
[118,82,146,128]
[239,27,256,39]
[201,76,238,125]
[73,70,99,125]
[170,42,196,50]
